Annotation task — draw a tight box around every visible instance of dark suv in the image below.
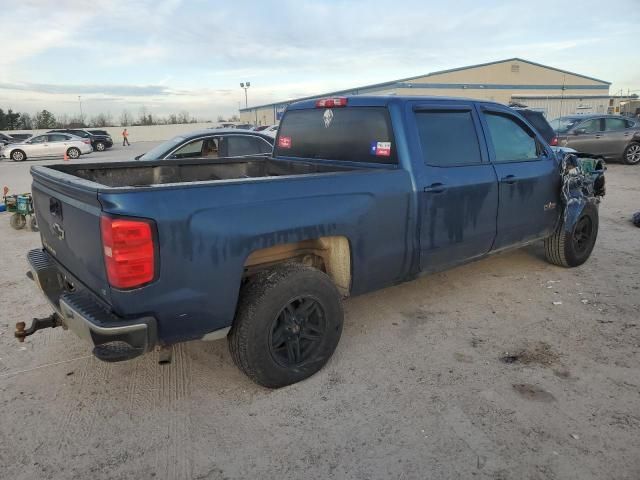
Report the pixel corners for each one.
[510,107,558,146]
[48,129,113,152]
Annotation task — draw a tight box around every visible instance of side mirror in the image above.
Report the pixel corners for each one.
[573,128,586,135]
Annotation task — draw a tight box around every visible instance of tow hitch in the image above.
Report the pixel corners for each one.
[15,314,63,342]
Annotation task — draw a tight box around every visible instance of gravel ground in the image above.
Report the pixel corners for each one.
[0,156,639,480]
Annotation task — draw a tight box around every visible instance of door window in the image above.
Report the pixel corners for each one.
[415,110,482,166]
[604,118,627,131]
[226,136,272,156]
[484,113,539,162]
[29,135,47,144]
[48,134,69,142]
[577,118,601,133]
[169,138,208,158]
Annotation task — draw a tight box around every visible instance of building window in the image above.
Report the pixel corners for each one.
[511,64,520,73]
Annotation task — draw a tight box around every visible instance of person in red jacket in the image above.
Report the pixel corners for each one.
[122,128,130,146]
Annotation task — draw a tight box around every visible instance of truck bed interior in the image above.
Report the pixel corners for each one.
[48,158,359,187]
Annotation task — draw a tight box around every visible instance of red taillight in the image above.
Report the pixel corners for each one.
[83,139,91,144]
[315,97,347,108]
[100,215,155,289]
[550,136,558,146]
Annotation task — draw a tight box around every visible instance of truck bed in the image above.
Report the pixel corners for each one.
[44,157,360,188]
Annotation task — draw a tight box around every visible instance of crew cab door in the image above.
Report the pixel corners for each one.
[47,134,70,156]
[566,117,604,155]
[410,103,499,272]
[480,106,561,249]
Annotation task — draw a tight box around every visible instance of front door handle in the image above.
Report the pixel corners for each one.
[500,175,518,184]
[424,182,446,194]
[595,134,602,138]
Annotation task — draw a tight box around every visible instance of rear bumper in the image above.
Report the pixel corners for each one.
[27,248,157,361]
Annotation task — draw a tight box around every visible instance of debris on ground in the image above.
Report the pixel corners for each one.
[632,211,640,227]
[553,301,563,305]
[500,342,560,366]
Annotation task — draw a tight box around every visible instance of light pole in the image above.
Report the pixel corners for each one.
[78,95,84,126]
[240,82,250,108]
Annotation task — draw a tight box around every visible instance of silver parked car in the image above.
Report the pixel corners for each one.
[0,133,93,162]
[550,114,640,165]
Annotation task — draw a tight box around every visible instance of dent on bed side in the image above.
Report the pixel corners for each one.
[243,236,352,296]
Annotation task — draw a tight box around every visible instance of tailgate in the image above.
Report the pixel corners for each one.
[31,166,111,303]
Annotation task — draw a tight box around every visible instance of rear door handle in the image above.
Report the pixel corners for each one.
[500,175,518,184]
[595,134,602,138]
[424,182,446,194]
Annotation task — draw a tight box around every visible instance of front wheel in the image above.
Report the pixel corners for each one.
[67,147,80,159]
[10,213,26,230]
[544,203,599,267]
[228,263,344,388]
[11,150,26,162]
[623,142,640,165]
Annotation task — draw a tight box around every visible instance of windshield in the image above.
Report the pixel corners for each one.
[139,136,186,160]
[550,117,582,134]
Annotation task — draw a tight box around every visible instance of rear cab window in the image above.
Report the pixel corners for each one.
[415,110,482,166]
[274,107,397,164]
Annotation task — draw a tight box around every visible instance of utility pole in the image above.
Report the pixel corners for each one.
[240,82,250,108]
[78,96,84,126]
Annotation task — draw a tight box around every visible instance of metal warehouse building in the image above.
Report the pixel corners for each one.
[239,58,617,125]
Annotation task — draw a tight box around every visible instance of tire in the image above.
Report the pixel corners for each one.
[28,216,39,232]
[67,147,80,159]
[95,142,106,152]
[10,150,26,162]
[544,203,599,267]
[228,263,344,388]
[10,213,26,230]
[622,142,640,165]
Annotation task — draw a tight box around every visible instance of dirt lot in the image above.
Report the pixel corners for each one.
[0,156,638,480]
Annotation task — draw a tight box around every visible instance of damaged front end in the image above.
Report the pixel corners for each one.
[559,153,606,232]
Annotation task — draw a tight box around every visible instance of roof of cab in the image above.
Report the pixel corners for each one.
[286,95,504,111]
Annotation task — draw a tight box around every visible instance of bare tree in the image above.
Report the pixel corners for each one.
[177,111,190,124]
[120,110,132,126]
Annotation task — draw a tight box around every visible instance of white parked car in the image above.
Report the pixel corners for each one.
[0,133,93,162]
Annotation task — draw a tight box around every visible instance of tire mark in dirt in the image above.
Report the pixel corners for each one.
[55,356,111,453]
[155,343,194,480]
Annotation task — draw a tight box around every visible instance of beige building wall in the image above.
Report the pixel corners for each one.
[408,59,605,87]
[239,58,611,124]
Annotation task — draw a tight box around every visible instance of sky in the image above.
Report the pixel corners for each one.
[1,0,639,122]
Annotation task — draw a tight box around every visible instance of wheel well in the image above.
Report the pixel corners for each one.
[243,236,352,296]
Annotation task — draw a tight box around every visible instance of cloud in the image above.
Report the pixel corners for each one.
[1,0,639,119]
[0,82,176,96]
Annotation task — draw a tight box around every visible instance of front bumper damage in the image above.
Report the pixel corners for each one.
[559,153,606,232]
[19,248,157,362]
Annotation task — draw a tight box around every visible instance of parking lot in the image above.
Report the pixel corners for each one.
[0,151,639,479]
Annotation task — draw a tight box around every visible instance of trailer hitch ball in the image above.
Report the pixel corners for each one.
[15,322,27,342]
[14,315,61,342]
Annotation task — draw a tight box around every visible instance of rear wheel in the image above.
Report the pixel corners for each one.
[228,263,344,388]
[95,142,106,152]
[623,142,640,165]
[10,213,26,230]
[67,147,80,159]
[544,203,599,267]
[11,150,25,162]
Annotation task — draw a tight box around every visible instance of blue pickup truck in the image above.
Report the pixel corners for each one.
[20,96,604,388]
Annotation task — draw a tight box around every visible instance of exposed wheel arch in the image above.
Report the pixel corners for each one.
[243,236,352,296]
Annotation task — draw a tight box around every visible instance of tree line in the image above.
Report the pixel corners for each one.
[0,107,212,130]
